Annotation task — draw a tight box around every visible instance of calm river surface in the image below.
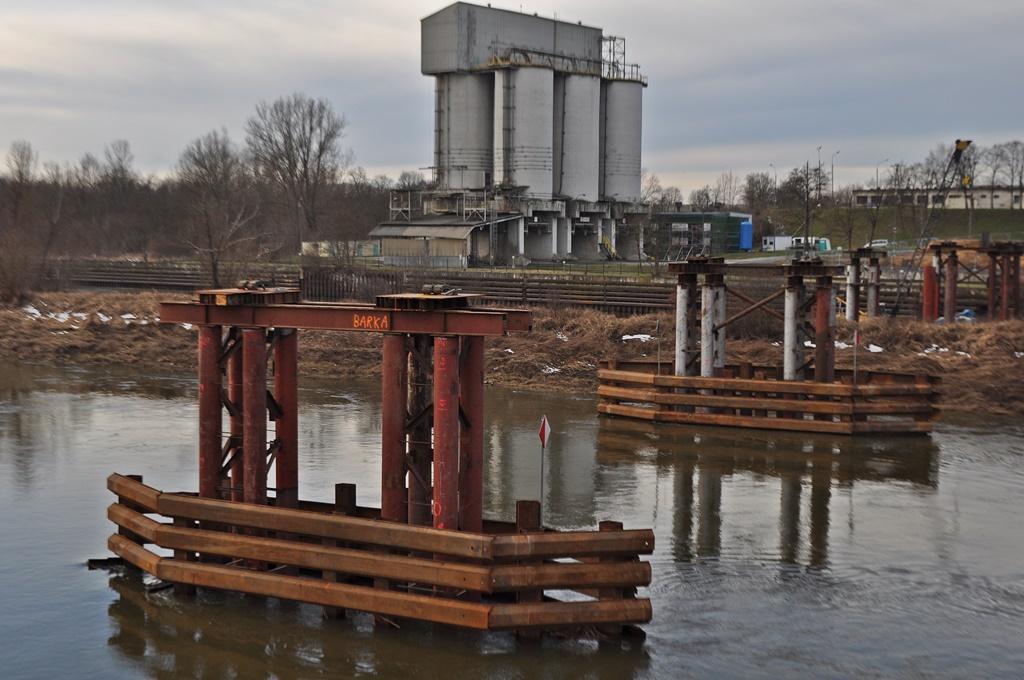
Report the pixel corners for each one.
[1,363,1022,679]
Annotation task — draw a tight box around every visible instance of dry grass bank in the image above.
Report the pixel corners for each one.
[2,290,1022,416]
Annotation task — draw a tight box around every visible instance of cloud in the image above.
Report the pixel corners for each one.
[1,0,1022,192]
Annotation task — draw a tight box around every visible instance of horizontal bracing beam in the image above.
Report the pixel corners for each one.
[159,302,532,336]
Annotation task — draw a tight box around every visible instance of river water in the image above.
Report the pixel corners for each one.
[1,363,1022,679]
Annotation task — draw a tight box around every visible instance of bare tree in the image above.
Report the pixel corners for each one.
[712,171,740,208]
[982,144,1008,208]
[1004,140,1024,210]
[742,172,774,212]
[4,140,36,229]
[178,129,262,287]
[689,185,712,210]
[246,93,351,251]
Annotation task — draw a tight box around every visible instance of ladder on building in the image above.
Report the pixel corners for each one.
[600,236,622,260]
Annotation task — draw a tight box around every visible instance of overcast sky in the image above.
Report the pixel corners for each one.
[2,0,1022,192]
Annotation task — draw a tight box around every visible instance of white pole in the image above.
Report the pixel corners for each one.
[784,282,801,380]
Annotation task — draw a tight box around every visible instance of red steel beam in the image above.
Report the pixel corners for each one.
[459,336,485,533]
[274,330,298,508]
[242,329,267,505]
[380,334,408,523]
[1013,254,1021,319]
[198,325,222,499]
[159,302,531,336]
[432,337,460,531]
[228,342,244,502]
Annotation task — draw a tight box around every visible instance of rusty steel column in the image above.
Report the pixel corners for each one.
[408,336,433,526]
[944,250,958,322]
[1012,253,1022,319]
[783,276,803,380]
[459,336,485,533]
[228,341,244,501]
[922,264,938,322]
[815,277,835,383]
[198,325,222,499]
[1000,254,1011,321]
[845,257,860,322]
[866,257,880,318]
[242,329,267,505]
[274,329,298,508]
[986,253,998,321]
[380,334,408,523]
[432,337,460,531]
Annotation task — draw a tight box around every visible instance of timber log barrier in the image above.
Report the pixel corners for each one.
[106,475,653,632]
[598,359,940,435]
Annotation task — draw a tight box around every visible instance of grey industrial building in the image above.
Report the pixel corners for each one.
[372,2,648,266]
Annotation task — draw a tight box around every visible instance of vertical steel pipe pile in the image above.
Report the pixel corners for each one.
[866,256,880,318]
[987,253,998,321]
[923,261,939,322]
[1000,254,1011,321]
[432,337,460,531]
[273,329,298,508]
[845,256,860,322]
[242,329,267,505]
[381,334,409,523]
[674,273,697,377]
[197,325,222,499]
[944,250,958,321]
[459,336,485,533]
[815,277,835,383]
[713,276,727,373]
[228,343,244,501]
[408,336,433,526]
[700,277,716,378]
[783,276,803,381]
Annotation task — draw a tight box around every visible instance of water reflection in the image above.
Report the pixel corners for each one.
[105,572,651,679]
[597,418,940,570]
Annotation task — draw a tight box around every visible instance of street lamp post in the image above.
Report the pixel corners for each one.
[769,162,777,205]
[831,150,840,202]
[817,145,823,202]
[875,158,890,206]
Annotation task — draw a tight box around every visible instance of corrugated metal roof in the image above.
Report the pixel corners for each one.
[371,225,476,239]
[371,213,523,240]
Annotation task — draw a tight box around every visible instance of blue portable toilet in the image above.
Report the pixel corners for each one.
[739,220,753,251]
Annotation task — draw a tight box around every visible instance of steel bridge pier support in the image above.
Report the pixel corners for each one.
[432,337,460,531]
[459,336,485,533]
[408,336,433,526]
[1000,254,1012,321]
[274,329,298,508]
[845,257,860,322]
[198,325,222,500]
[815,276,835,383]
[674,273,698,376]
[944,250,958,321]
[866,256,880,318]
[700,277,716,378]
[228,340,244,502]
[783,276,804,381]
[242,329,267,505]
[922,262,939,322]
[381,334,408,523]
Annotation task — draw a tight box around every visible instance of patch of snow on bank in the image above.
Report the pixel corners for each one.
[541,365,561,374]
[622,334,653,342]
[866,344,884,353]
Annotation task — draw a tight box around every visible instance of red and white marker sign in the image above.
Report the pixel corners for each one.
[538,415,552,449]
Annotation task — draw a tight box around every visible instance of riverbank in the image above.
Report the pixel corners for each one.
[2,290,1022,415]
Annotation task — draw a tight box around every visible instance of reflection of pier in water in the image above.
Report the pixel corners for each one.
[597,418,939,567]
